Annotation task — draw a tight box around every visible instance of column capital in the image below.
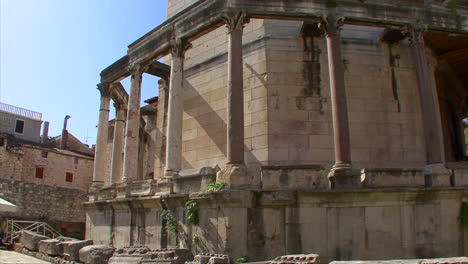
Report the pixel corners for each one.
[113,102,127,112]
[169,38,191,58]
[158,78,168,89]
[222,11,250,33]
[129,64,146,78]
[97,82,111,98]
[406,22,427,45]
[319,14,345,37]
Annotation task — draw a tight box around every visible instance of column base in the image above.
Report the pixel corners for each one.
[88,181,104,201]
[216,163,249,188]
[163,170,177,194]
[423,163,452,187]
[328,163,362,190]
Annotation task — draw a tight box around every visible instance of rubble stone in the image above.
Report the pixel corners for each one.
[38,237,76,256]
[20,230,49,251]
[61,239,93,261]
[79,245,115,264]
[109,247,192,264]
[269,254,319,264]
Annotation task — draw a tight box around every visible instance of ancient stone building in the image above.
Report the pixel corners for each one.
[0,103,94,237]
[86,0,468,262]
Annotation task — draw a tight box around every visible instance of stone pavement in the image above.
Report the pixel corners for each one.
[0,249,50,264]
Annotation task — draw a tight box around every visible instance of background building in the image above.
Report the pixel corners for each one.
[0,102,94,238]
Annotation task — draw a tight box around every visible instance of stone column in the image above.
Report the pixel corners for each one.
[165,39,190,177]
[110,103,127,184]
[92,83,111,186]
[321,14,361,189]
[216,12,249,187]
[408,23,451,186]
[122,66,143,182]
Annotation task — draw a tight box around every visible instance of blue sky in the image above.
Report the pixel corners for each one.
[0,0,168,145]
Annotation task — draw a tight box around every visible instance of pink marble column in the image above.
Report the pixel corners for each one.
[165,39,190,177]
[408,23,450,186]
[93,83,111,186]
[216,12,250,187]
[122,66,143,181]
[321,14,360,189]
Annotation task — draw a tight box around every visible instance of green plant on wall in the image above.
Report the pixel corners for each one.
[447,0,459,13]
[236,257,250,263]
[204,182,227,193]
[161,209,178,234]
[185,200,199,225]
[326,0,338,8]
[461,202,468,229]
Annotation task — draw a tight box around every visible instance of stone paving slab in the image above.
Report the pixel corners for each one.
[0,249,51,264]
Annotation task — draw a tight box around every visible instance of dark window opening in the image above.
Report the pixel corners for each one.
[35,168,44,179]
[65,172,73,182]
[41,151,48,158]
[0,137,5,147]
[15,120,25,134]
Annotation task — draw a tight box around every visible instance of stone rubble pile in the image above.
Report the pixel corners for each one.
[108,247,192,264]
[13,230,113,264]
[12,232,468,264]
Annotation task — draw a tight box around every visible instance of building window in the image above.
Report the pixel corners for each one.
[74,157,79,164]
[15,119,25,134]
[0,137,4,147]
[41,151,48,158]
[35,168,44,179]
[65,172,74,182]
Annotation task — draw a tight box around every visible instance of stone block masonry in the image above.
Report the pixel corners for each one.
[0,178,87,237]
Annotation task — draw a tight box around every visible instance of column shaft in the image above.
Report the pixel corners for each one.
[412,37,445,164]
[110,106,126,183]
[226,20,245,164]
[165,40,189,176]
[324,17,352,167]
[122,68,143,181]
[93,84,111,185]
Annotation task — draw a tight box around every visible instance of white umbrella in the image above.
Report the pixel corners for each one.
[0,198,18,212]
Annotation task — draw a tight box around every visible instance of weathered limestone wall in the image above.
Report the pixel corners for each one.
[263,20,426,168]
[0,178,87,237]
[0,111,42,143]
[157,19,268,182]
[0,141,94,190]
[85,188,465,262]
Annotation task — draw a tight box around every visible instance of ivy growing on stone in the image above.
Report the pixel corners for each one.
[185,200,199,225]
[204,182,227,193]
[161,209,178,234]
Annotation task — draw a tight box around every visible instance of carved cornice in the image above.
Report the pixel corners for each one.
[319,14,345,37]
[97,82,111,98]
[169,38,191,58]
[222,11,250,33]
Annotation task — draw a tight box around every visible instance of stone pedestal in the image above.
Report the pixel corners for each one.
[216,163,249,187]
[423,163,452,187]
[327,164,362,189]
